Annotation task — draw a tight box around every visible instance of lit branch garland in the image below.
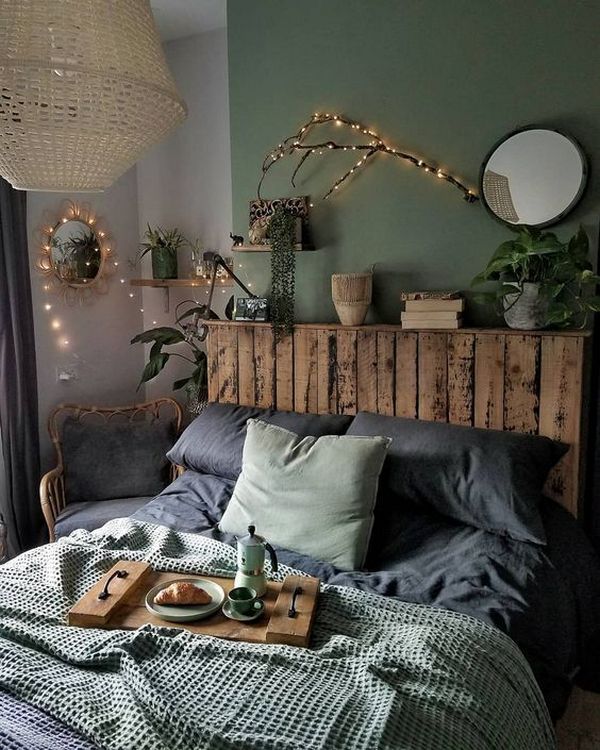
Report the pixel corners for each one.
[258,112,478,203]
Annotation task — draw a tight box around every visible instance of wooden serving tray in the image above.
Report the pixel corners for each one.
[67,561,320,648]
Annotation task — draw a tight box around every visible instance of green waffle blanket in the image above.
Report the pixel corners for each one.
[0,520,554,750]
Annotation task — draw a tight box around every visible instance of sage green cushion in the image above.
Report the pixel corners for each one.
[219,419,391,571]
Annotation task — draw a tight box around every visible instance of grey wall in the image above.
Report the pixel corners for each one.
[228,0,600,325]
[27,170,144,469]
[136,27,234,402]
[28,26,235,469]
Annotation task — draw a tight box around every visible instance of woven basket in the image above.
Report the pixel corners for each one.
[0,0,187,191]
[331,272,373,326]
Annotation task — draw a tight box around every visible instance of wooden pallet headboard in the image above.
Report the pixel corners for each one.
[206,322,590,518]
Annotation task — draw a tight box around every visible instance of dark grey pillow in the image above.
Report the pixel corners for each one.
[347,411,568,544]
[167,402,353,479]
[62,417,176,504]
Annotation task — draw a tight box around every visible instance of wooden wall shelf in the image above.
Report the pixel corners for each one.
[202,320,591,337]
[231,244,315,253]
[130,278,234,313]
[130,278,233,288]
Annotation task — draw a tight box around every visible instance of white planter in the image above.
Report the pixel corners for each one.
[503,282,548,330]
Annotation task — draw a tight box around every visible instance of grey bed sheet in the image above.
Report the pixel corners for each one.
[133,470,600,720]
[2,469,600,749]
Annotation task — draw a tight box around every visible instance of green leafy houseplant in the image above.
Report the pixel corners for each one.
[472,226,600,328]
[69,230,101,279]
[139,225,186,280]
[269,206,296,340]
[131,303,218,412]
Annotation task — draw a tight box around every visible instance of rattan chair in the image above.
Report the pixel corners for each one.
[40,398,184,542]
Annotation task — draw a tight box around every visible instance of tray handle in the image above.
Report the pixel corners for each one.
[98,569,129,600]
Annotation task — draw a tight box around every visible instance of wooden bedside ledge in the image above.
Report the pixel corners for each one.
[202,320,592,336]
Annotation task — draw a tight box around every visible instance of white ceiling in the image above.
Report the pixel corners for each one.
[150,0,227,41]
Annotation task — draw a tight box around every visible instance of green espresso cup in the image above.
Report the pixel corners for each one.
[228,586,260,616]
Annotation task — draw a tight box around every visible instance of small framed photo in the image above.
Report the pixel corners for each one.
[235,297,269,322]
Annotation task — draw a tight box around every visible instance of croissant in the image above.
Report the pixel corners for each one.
[154,582,212,606]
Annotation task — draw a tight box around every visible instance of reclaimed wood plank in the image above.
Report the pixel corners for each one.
[377,331,395,416]
[265,575,320,648]
[474,334,505,430]
[275,333,294,412]
[204,321,587,520]
[68,561,152,627]
[293,329,318,413]
[447,333,475,426]
[395,332,418,418]
[417,333,447,421]
[317,330,338,414]
[202,320,590,337]
[503,335,540,434]
[336,330,357,415]
[253,326,275,409]
[206,326,220,403]
[217,325,238,404]
[356,330,377,413]
[237,326,255,407]
[539,336,584,515]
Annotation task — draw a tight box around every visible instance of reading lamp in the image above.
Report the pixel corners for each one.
[196,252,256,341]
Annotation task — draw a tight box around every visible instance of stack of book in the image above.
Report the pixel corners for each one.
[400,291,464,330]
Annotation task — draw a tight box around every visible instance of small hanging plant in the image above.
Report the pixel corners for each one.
[269,206,296,340]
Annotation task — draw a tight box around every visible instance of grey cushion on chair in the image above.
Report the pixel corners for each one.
[62,417,175,503]
[54,496,153,538]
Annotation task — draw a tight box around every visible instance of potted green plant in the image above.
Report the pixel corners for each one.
[139,225,186,280]
[131,302,218,413]
[70,230,101,279]
[472,226,600,329]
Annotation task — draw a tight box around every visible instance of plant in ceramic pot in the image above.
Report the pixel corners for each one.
[139,225,186,280]
[472,226,600,329]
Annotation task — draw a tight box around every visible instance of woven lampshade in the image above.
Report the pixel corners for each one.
[0,0,187,192]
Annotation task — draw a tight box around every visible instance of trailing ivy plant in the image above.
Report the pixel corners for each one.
[472,225,600,328]
[269,206,296,340]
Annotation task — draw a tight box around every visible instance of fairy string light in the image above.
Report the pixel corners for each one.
[257,112,478,203]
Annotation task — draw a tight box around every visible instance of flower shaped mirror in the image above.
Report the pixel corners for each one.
[36,201,117,304]
[480,127,588,228]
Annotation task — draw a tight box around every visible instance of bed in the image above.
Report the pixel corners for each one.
[0,323,597,749]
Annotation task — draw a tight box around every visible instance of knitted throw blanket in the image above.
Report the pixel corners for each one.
[0,520,554,750]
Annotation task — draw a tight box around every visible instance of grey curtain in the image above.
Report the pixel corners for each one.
[0,177,41,555]
[588,322,600,550]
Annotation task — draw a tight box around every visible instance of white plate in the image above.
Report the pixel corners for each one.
[221,598,265,622]
[145,578,225,622]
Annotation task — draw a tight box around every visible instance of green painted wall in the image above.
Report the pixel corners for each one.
[228,0,600,325]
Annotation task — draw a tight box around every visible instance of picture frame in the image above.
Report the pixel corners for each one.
[235,297,269,322]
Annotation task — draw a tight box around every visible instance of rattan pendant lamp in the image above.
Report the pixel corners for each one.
[0,0,187,192]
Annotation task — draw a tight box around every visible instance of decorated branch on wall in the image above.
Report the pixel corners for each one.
[269,206,296,340]
[257,112,478,203]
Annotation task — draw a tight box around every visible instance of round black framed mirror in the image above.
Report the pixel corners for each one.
[480,127,588,228]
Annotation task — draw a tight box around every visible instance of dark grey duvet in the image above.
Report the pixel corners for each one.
[134,470,600,719]
[2,469,600,748]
